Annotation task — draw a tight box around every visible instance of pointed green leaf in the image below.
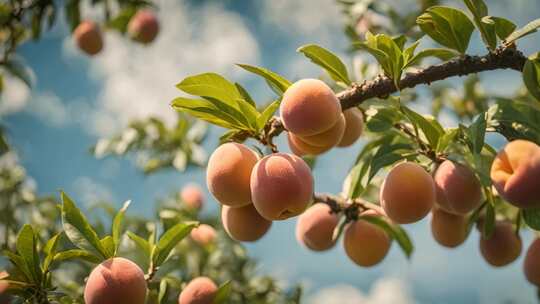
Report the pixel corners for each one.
[359,215,414,259]
[297,44,351,85]
[3,251,33,283]
[112,200,130,255]
[100,236,115,259]
[153,221,198,266]
[463,0,497,50]
[256,100,280,130]
[523,208,540,231]
[213,281,232,304]
[234,83,256,107]
[176,73,241,109]
[236,64,291,95]
[482,16,516,40]
[171,97,248,130]
[53,249,102,264]
[505,18,540,45]
[16,225,41,284]
[401,105,444,147]
[43,233,62,272]
[468,112,487,154]
[127,231,152,260]
[523,53,540,101]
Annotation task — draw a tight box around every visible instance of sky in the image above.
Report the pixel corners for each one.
[2,0,540,303]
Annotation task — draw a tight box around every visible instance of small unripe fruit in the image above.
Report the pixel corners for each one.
[287,132,333,156]
[73,21,103,56]
[479,221,522,267]
[434,160,482,215]
[181,183,205,209]
[338,108,364,147]
[490,140,540,209]
[84,257,147,304]
[295,203,339,251]
[280,79,341,136]
[206,143,259,207]
[190,224,217,246]
[128,10,159,44]
[298,114,346,148]
[251,153,313,220]
[430,207,468,248]
[380,162,435,224]
[524,238,540,287]
[178,277,217,304]
[343,210,391,267]
[221,204,272,242]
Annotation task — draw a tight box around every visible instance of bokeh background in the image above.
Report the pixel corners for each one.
[2,0,540,303]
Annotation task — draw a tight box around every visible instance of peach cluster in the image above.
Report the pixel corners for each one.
[207,142,314,242]
[281,79,363,156]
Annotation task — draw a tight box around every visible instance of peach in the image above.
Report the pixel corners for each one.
[287,132,333,156]
[206,143,259,207]
[298,114,346,148]
[0,272,9,304]
[490,140,540,209]
[178,277,217,304]
[128,10,159,44]
[73,21,103,56]
[221,204,272,242]
[280,79,341,136]
[190,224,216,246]
[380,162,436,224]
[295,203,339,251]
[181,183,205,209]
[343,210,391,267]
[479,221,522,267]
[430,207,468,248]
[434,160,482,215]
[250,153,314,220]
[524,238,540,286]
[84,257,147,304]
[338,108,364,147]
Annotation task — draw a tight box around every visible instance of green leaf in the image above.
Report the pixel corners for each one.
[359,215,414,259]
[482,16,517,40]
[256,100,280,130]
[171,97,246,130]
[488,99,540,144]
[236,64,291,95]
[467,112,487,154]
[523,53,540,101]
[43,233,62,272]
[482,202,495,238]
[401,105,444,147]
[417,6,475,53]
[297,44,351,85]
[176,73,241,109]
[523,208,540,231]
[463,0,497,50]
[355,33,404,87]
[153,221,198,266]
[65,0,81,32]
[213,281,232,304]
[16,225,41,284]
[3,251,33,283]
[127,231,152,260]
[107,6,137,33]
[53,249,102,264]
[365,107,402,132]
[404,48,459,69]
[436,128,460,153]
[100,236,115,259]
[112,200,130,255]
[61,191,107,260]
[158,279,168,304]
[234,83,256,107]
[505,18,540,45]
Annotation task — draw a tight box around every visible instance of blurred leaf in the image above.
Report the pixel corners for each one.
[127,231,152,260]
[42,233,62,271]
[153,221,198,266]
[158,279,168,304]
[365,107,402,132]
[436,128,460,153]
[16,225,41,284]
[3,251,33,283]
[100,236,115,258]
[468,112,487,154]
[213,281,232,304]
[359,215,414,259]
[65,0,81,32]
[482,202,495,239]
[236,64,292,95]
[523,208,540,231]
[112,200,130,255]
[505,18,540,45]
[297,44,351,85]
[523,53,540,101]
[107,6,137,33]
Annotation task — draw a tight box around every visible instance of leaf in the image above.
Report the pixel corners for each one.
[100,236,115,259]
[53,249,102,264]
[417,6,475,53]
[236,64,291,95]
[482,16,517,40]
[505,18,540,45]
[127,231,152,260]
[107,6,137,33]
[401,105,444,147]
[482,202,496,239]
[523,208,540,231]
[488,99,540,144]
[16,225,41,284]
[297,44,351,85]
[355,33,404,87]
[171,97,246,130]
[153,221,198,266]
[256,100,280,130]
[463,0,497,50]
[61,191,107,261]
[3,251,33,283]
[213,281,232,304]
[43,233,62,272]
[436,128,460,153]
[176,73,241,109]
[365,107,402,132]
[112,200,130,255]
[158,279,168,304]
[523,53,540,102]
[404,48,459,69]
[468,112,487,154]
[234,83,256,107]
[64,0,81,32]
[359,215,414,259]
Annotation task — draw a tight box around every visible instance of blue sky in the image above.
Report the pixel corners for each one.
[2,0,540,303]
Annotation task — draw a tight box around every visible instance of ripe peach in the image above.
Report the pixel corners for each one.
[338,108,364,147]
[287,132,333,156]
[178,277,217,304]
[490,140,540,209]
[190,224,216,246]
[73,21,103,56]
[430,207,468,248]
[181,183,205,209]
[298,114,346,148]
[524,238,540,286]
[343,210,391,267]
[295,203,339,251]
[380,162,435,224]
[128,10,159,44]
[280,79,341,136]
[206,143,259,207]
[221,204,272,242]
[250,153,314,220]
[434,160,482,215]
[479,221,522,267]
[84,257,147,304]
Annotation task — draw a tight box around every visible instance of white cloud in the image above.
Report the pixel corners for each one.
[64,0,260,137]
[26,92,70,127]
[72,176,115,205]
[0,75,31,115]
[308,277,416,304]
